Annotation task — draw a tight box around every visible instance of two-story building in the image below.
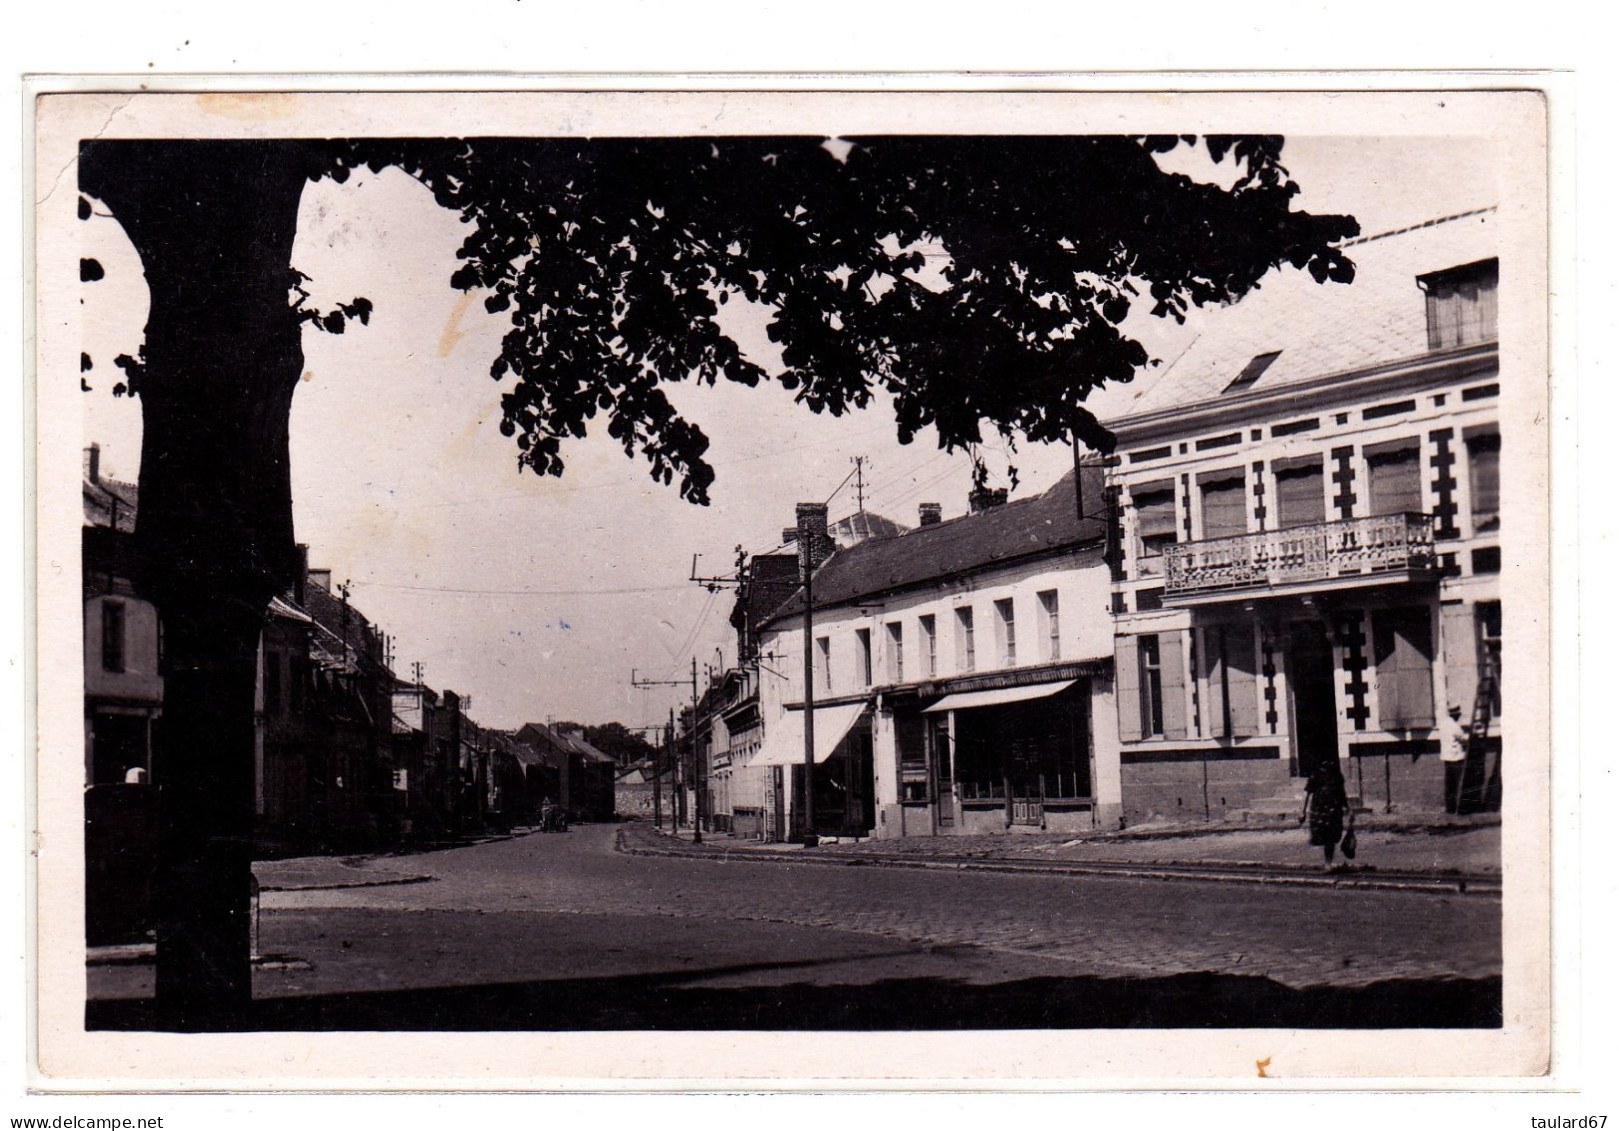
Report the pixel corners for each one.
[1102,207,1502,822]
[744,472,1119,840]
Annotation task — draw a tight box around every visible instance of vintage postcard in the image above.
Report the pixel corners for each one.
[28,83,1552,1088]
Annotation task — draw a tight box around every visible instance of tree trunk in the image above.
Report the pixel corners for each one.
[81,141,318,1028]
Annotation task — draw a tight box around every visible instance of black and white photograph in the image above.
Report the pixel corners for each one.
[29,86,1551,1086]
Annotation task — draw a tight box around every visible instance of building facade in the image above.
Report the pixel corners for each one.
[1102,209,1503,822]
[738,474,1120,840]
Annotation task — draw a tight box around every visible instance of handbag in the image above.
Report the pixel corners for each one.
[1341,826,1358,860]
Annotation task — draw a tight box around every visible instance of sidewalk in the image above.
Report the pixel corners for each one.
[625,813,1501,894]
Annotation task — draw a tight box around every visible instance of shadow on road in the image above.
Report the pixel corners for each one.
[88,965,1501,1032]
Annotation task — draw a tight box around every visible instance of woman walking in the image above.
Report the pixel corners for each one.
[1300,759,1352,870]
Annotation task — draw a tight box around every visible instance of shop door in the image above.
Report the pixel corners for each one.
[932,722,955,829]
[1288,620,1340,778]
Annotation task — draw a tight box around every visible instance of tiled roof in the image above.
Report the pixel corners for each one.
[83,476,139,532]
[1110,207,1498,421]
[764,464,1107,624]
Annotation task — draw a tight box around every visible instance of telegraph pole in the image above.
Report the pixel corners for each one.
[687,657,705,843]
[799,511,818,847]
[631,669,694,834]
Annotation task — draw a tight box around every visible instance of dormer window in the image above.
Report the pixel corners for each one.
[1418,258,1498,350]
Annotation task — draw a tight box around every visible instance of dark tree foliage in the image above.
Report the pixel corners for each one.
[337,135,1356,503]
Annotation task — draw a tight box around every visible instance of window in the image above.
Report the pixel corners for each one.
[886,622,904,683]
[1199,473,1248,540]
[955,607,976,673]
[994,599,1017,667]
[1419,258,1498,349]
[1222,349,1282,394]
[1200,624,1259,738]
[1134,484,1177,568]
[815,636,832,692]
[1467,431,1500,532]
[1116,632,1188,742]
[1373,606,1436,729]
[1274,459,1326,529]
[1039,590,1061,661]
[100,601,125,673]
[1366,442,1423,517]
[855,627,873,687]
[920,614,937,677]
[1138,635,1164,738]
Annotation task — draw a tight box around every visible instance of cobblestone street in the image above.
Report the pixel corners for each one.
[90,822,1502,1030]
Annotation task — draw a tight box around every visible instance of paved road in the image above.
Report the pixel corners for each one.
[89,823,1502,1030]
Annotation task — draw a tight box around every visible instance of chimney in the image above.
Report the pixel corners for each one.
[968,486,1009,514]
[294,544,310,605]
[308,568,333,593]
[83,443,100,484]
[795,501,833,571]
[918,502,942,527]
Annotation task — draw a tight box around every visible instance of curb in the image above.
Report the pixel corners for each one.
[615,830,1501,897]
[255,874,435,893]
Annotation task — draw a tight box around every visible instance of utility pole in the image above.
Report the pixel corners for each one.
[689,656,705,844]
[851,455,868,512]
[653,717,667,829]
[631,669,695,834]
[799,509,818,847]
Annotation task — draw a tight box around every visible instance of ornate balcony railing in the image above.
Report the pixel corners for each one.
[1162,513,1436,599]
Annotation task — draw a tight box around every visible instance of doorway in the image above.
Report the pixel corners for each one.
[1287,620,1340,779]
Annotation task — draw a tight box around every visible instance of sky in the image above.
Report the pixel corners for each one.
[79,133,1497,733]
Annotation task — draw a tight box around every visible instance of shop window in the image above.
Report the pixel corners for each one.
[1366,442,1423,517]
[956,607,975,673]
[1373,606,1436,729]
[920,614,937,677]
[886,622,904,683]
[1039,590,1061,661]
[1134,484,1177,570]
[994,599,1017,667]
[856,627,873,687]
[1199,472,1248,540]
[1274,459,1326,528]
[1467,431,1500,532]
[1419,258,1498,349]
[100,601,125,673]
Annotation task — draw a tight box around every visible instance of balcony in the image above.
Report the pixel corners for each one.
[1162,513,1437,604]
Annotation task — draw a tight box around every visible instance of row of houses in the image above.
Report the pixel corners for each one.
[683,207,1507,842]
[83,464,615,939]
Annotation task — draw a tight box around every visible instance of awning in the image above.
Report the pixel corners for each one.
[747,702,869,768]
[923,679,1076,714]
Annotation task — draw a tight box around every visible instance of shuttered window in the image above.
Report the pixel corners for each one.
[1373,606,1436,729]
[1158,632,1188,739]
[1422,259,1498,349]
[1201,624,1259,738]
[1367,443,1423,517]
[1134,484,1178,558]
[1274,461,1326,528]
[1199,474,1248,540]
[1118,632,1189,741]
[1468,432,1500,532]
[1115,635,1143,742]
